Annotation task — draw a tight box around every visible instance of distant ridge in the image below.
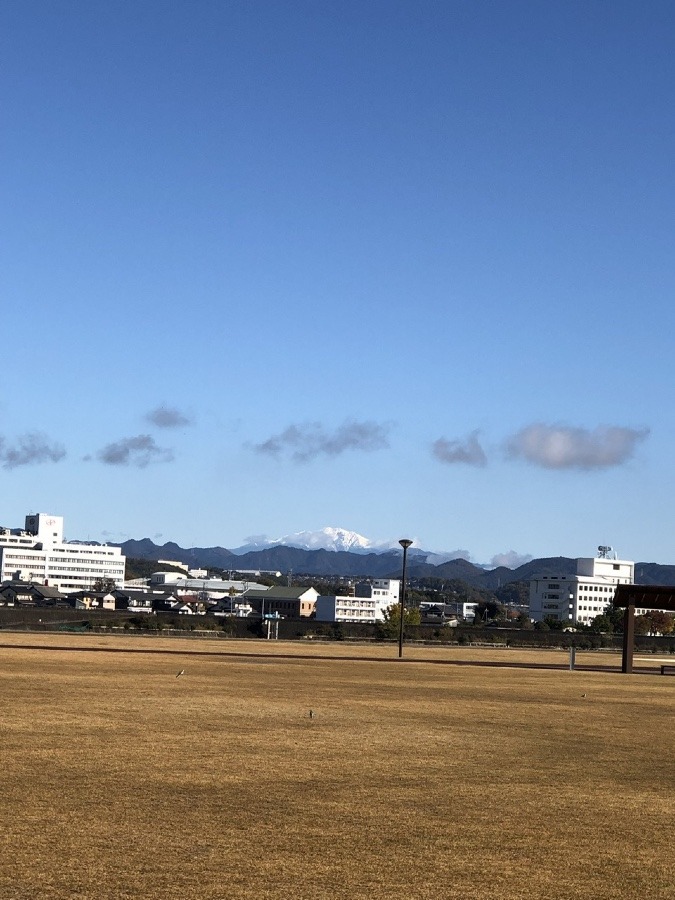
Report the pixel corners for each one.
[116,539,675,587]
[232,526,388,555]
[120,538,236,570]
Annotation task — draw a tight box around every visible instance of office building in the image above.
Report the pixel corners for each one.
[0,512,125,592]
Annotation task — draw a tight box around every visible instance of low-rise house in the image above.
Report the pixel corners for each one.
[173,594,213,615]
[68,590,117,611]
[117,588,154,613]
[115,587,180,613]
[245,586,319,619]
[207,597,254,618]
[151,596,195,615]
[442,601,478,621]
[0,581,68,607]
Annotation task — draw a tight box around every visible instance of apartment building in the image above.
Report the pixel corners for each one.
[0,513,125,592]
[315,578,400,624]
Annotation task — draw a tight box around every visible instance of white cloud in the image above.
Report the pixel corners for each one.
[490,551,533,569]
[505,423,649,470]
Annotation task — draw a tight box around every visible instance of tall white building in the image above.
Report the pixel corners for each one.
[0,513,125,592]
[315,578,400,624]
[529,549,633,624]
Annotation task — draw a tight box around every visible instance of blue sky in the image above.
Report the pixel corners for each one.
[1,1,674,565]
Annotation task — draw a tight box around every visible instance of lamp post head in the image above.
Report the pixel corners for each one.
[399,539,413,550]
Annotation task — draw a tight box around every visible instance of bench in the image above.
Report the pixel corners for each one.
[660,665,675,676]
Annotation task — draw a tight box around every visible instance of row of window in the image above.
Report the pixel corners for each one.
[52,548,121,557]
[546,581,620,593]
[48,566,123,574]
[3,553,123,569]
[337,600,375,608]
[3,554,47,562]
[337,612,375,620]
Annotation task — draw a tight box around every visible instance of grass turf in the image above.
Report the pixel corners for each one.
[0,635,673,899]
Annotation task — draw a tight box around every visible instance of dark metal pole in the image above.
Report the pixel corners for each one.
[621,603,635,673]
[398,539,413,658]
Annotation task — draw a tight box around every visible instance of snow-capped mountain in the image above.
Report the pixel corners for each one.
[232,527,398,555]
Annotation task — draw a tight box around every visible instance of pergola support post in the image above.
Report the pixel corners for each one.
[621,603,635,674]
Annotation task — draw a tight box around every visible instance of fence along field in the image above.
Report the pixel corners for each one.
[1,634,673,899]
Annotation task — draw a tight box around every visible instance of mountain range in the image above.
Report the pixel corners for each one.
[230,527,468,564]
[117,531,675,589]
[231,527,390,555]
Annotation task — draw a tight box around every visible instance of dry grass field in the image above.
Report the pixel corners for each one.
[0,634,673,899]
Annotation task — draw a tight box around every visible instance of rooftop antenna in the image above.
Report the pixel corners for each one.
[597,545,615,559]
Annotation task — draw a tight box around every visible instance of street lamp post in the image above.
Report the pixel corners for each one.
[398,539,413,658]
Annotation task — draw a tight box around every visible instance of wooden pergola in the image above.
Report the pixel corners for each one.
[613,584,675,673]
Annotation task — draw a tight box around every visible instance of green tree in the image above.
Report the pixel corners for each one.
[93,577,117,593]
[644,611,675,635]
[633,615,651,636]
[383,603,421,635]
[495,581,529,606]
[472,600,506,623]
[515,612,534,630]
[603,604,625,633]
[543,615,565,631]
[589,614,612,634]
[405,589,428,608]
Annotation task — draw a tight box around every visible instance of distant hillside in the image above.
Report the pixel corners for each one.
[125,558,188,581]
[117,538,675,587]
[120,539,235,570]
[633,562,675,585]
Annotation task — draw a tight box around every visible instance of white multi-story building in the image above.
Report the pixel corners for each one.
[0,513,125,592]
[529,549,634,624]
[315,578,400,624]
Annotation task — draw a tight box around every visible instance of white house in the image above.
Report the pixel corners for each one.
[315,578,400,624]
[529,549,634,624]
[0,513,125,592]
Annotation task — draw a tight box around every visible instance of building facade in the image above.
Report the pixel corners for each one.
[245,586,319,618]
[529,550,634,624]
[0,513,125,592]
[315,578,400,624]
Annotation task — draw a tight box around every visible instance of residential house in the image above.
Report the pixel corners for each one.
[245,586,319,619]
[0,581,68,607]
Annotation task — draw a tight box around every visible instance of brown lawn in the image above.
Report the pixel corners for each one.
[0,635,673,899]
